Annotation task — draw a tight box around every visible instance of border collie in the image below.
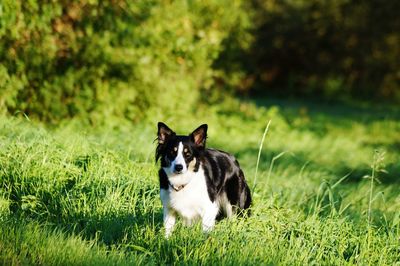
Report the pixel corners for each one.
[156,122,251,237]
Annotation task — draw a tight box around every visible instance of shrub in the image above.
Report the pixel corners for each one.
[0,0,251,123]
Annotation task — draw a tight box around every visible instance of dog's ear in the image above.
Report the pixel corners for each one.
[190,124,208,148]
[157,122,175,144]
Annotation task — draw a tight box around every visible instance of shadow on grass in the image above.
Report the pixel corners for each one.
[64,210,163,246]
[335,162,400,184]
[7,204,163,248]
[233,144,400,185]
[4,174,163,248]
[252,97,400,127]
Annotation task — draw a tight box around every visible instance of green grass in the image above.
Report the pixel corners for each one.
[1,98,399,265]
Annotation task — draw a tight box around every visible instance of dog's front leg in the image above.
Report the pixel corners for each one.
[202,204,219,232]
[161,189,175,237]
[163,209,176,237]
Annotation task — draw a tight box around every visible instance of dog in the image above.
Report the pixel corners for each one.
[156,122,251,237]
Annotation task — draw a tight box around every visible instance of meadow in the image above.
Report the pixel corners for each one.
[0,98,399,265]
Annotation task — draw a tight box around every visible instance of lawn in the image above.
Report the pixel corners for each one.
[0,98,399,265]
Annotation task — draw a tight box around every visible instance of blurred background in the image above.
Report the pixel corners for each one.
[0,0,399,123]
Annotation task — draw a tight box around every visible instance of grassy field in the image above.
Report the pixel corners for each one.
[0,98,399,265]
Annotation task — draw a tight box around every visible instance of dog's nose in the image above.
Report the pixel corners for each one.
[174,164,183,172]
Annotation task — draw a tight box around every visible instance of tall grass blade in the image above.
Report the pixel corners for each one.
[252,120,271,195]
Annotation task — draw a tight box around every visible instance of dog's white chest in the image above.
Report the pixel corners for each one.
[161,168,214,221]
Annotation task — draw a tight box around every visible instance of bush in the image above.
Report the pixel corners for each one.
[0,0,251,123]
[1,0,399,124]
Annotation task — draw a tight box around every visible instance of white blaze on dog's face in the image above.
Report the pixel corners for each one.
[163,142,187,176]
[162,140,201,188]
[157,122,207,188]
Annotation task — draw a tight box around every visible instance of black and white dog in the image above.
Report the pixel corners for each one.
[156,122,251,237]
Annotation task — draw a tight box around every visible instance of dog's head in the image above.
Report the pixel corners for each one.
[156,122,207,177]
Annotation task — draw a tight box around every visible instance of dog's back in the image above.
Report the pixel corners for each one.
[201,148,252,212]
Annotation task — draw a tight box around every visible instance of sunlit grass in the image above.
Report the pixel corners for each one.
[1,99,399,265]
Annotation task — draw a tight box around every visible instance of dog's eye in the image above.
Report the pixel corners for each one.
[169,146,178,155]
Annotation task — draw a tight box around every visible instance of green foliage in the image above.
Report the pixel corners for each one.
[1,0,399,123]
[0,0,250,122]
[0,100,399,264]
